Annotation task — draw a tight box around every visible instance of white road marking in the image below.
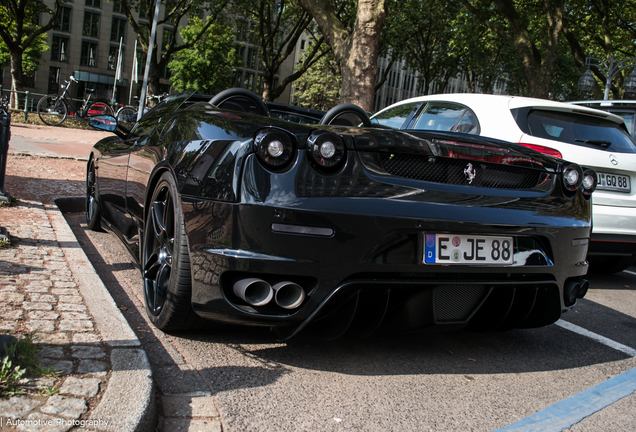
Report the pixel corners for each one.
[556,319,636,357]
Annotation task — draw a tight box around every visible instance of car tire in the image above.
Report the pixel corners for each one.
[588,255,636,274]
[142,172,202,331]
[86,160,102,231]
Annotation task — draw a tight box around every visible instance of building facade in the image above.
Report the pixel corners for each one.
[1,0,294,107]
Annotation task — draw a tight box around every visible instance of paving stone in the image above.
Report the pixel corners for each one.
[34,333,70,344]
[28,310,59,320]
[57,295,83,304]
[25,285,51,293]
[53,281,77,288]
[59,320,93,331]
[3,309,24,319]
[51,288,80,296]
[26,320,56,332]
[162,395,220,418]
[77,359,108,375]
[0,292,24,302]
[28,294,57,303]
[0,321,17,331]
[23,302,53,311]
[161,418,222,432]
[13,412,72,432]
[72,345,106,359]
[18,376,57,391]
[60,312,91,320]
[40,346,65,359]
[40,395,88,419]
[59,377,101,398]
[0,396,43,419]
[40,359,73,375]
[72,333,101,344]
[55,303,87,312]
[0,285,17,292]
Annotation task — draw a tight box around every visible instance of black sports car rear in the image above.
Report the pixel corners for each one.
[87,90,595,339]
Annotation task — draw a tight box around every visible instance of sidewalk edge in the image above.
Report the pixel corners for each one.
[50,196,155,432]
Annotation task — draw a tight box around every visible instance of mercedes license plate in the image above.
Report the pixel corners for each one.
[596,172,631,192]
[424,234,514,265]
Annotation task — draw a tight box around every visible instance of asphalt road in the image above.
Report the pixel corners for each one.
[64,211,636,432]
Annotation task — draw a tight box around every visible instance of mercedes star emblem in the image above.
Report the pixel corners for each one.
[609,154,618,165]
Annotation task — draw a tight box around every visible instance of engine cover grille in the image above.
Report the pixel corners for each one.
[379,154,546,189]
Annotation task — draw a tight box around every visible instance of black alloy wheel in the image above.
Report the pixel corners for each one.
[142,172,201,331]
[86,160,102,231]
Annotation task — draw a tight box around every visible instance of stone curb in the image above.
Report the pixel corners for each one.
[8,149,89,161]
[51,196,155,432]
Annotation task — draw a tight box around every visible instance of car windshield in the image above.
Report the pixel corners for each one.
[525,109,636,153]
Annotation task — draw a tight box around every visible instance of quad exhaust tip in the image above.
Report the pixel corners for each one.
[564,278,589,307]
[273,281,306,309]
[233,278,306,309]
[233,278,273,307]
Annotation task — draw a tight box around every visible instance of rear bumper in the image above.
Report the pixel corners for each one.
[590,203,636,256]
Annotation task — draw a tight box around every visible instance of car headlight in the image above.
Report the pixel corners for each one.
[307,131,346,171]
[254,128,295,169]
[562,163,583,191]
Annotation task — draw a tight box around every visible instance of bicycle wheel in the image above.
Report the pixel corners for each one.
[37,95,67,126]
[86,101,114,117]
[116,106,137,124]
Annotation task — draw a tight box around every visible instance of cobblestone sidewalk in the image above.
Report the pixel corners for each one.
[0,155,152,431]
[0,199,110,431]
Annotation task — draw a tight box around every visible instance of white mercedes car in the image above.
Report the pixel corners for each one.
[371,94,636,273]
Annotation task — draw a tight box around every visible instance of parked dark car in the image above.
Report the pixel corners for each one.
[87,88,596,339]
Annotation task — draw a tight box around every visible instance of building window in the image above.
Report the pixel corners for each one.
[113,0,123,14]
[83,11,100,37]
[236,20,248,42]
[161,27,173,51]
[110,17,126,42]
[247,47,256,69]
[23,70,35,88]
[244,72,254,90]
[51,35,70,62]
[108,45,124,71]
[80,40,98,67]
[55,6,72,32]
[257,75,263,93]
[85,0,101,8]
[48,67,61,94]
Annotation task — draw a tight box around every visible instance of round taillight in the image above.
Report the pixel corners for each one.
[254,128,295,168]
[582,169,597,195]
[307,132,346,170]
[562,164,583,191]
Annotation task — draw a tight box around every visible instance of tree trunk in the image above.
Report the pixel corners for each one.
[10,50,25,109]
[299,0,387,111]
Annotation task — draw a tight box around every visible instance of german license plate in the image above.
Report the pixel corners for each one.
[597,172,631,192]
[424,234,513,265]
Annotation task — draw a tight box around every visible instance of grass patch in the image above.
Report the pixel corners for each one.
[1,334,58,397]
[10,111,92,130]
[0,196,18,207]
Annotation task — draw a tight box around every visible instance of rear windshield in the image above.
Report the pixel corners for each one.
[522,109,636,153]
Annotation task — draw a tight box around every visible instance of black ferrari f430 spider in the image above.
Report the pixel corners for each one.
[87,88,597,339]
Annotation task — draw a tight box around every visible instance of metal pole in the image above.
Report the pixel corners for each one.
[138,0,161,121]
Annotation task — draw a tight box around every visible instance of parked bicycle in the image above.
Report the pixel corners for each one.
[37,76,114,126]
[115,93,170,124]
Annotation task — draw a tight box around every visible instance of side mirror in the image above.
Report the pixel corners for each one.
[89,115,117,132]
